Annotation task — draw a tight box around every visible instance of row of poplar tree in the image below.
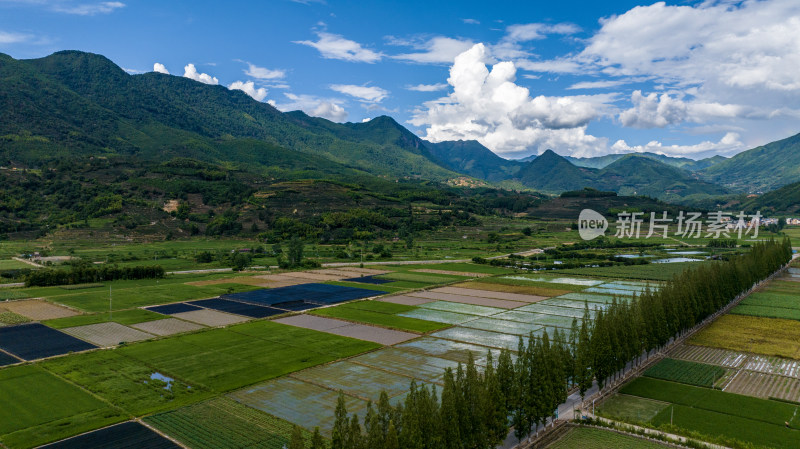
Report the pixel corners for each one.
[328,238,792,449]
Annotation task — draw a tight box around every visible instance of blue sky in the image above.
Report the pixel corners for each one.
[2,0,799,160]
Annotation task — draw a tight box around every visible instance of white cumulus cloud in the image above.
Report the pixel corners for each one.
[330,84,388,103]
[611,132,744,158]
[53,1,125,15]
[410,43,611,158]
[406,83,448,92]
[392,36,475,64]
[244,62,285,80]
[294,32,382,63]
[229,81,267,101]
[152,63,169,74]
[270,93,348,122]
[183,63,218,85]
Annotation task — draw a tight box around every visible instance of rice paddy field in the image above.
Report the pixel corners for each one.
[600,262,800,449]
[545,426,673,449]
[1,255,790,448]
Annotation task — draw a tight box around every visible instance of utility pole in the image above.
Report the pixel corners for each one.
[109,285,112,320]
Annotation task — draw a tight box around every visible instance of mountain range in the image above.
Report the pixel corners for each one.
[2,50,800,209]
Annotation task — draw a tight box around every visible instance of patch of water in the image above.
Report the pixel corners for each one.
[149,372,175,391]
[652,257,702,264]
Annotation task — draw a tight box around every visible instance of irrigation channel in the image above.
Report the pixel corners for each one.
[501,255,797,449]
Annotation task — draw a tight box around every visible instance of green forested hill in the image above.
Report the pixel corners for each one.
[423,140,524,182]
[739,181,800,214]
[700,132,800,192]
[0,50,456,180]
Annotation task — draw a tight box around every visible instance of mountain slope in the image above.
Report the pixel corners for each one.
[0,50,457,180]
[739,181,800,214]
[700,132,800,192]
[423,140,524,182]
[515,150,597,192]
[566,152,726,171]
[597,155,729,198]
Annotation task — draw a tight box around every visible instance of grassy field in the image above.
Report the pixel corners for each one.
[688,314,800,359]
[557,262,705,281]
[597,394,669,423]
[43,308,167,329]
[615,377,800,448]
[546,426,671,449]
[310,301,449,333]
[145,397,311,449]
[116,320,380,392]
[0,365,126,449]
[0,259,32,270]
[41,350,213,416]
[644,358,727,388]
[0,311,30,326]
[378,262,514,275]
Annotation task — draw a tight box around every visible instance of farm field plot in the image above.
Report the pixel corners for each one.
[378,294,435,306]
[61,322,154,347]
[171,309,250,326]
[689,314,800,359]
[540,297,608,311]
[585,286,638,296]
[342,275,392,284]
[222,283,386,307]
[743,354,800,378]
[188,298,286,318]
[117,321,379,392]
[408,291,524,309]
[435,286,547,302]
[419,300,505,317]
[274,314,419,345]
[669,344,747,368]
[41,421,180,449]
[0,323,96,360]
[597,394,670,423]
[398,307,477,324]
[730,303,800,320]
[0,299,78,320]
[310,302,447,333]
[495,310,582,329]
[644,358,727,387]
[377,272,464,284]
[50,282,260,313]
[229,377,368,437]
[413,268,490,277]
[557,262,703,281]
[517,303,591,318]
[147,303,203,315]
[545,426,672,449]
[43,308,167,329]
[501,276,603,286]
[42,349,211,415]
[291,361,413,400]
[558,292,619,304]
[454,280,569,298]
[396,336,501,365]
[431,326,524,350]
[620,377,800,428]
[131,318,205,336]
[350,347,461,384]
[0,365,125,449]
[0,351,21,366]
[724,370,800,402]
[146,397,308,449]
[460,317,541,336]
[0,311,30,326]
[0,259,33,270]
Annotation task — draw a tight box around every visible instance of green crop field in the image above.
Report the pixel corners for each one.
[644,358,727,388]
[557,262,705,281]
[596,394,669,424]
[474,276,586,292]
[145,397,311,449]
[730,304,800,320]
[41,350,213,416]
[612,377,800,449]
[689,314,800,359]
[377,271,463,284]
[117,321,380,392]
[620,378,800,428]
[43,308,167,329]
[546,426,670,449]
[457,280,571,297]
[310,301,448,333]
[377,262,513,275]
[0,260,32,270]
[0,311,30,326]
[0,365,126,449]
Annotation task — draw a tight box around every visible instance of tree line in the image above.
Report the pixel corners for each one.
[25,263,165,287]
[326,237,792,449]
